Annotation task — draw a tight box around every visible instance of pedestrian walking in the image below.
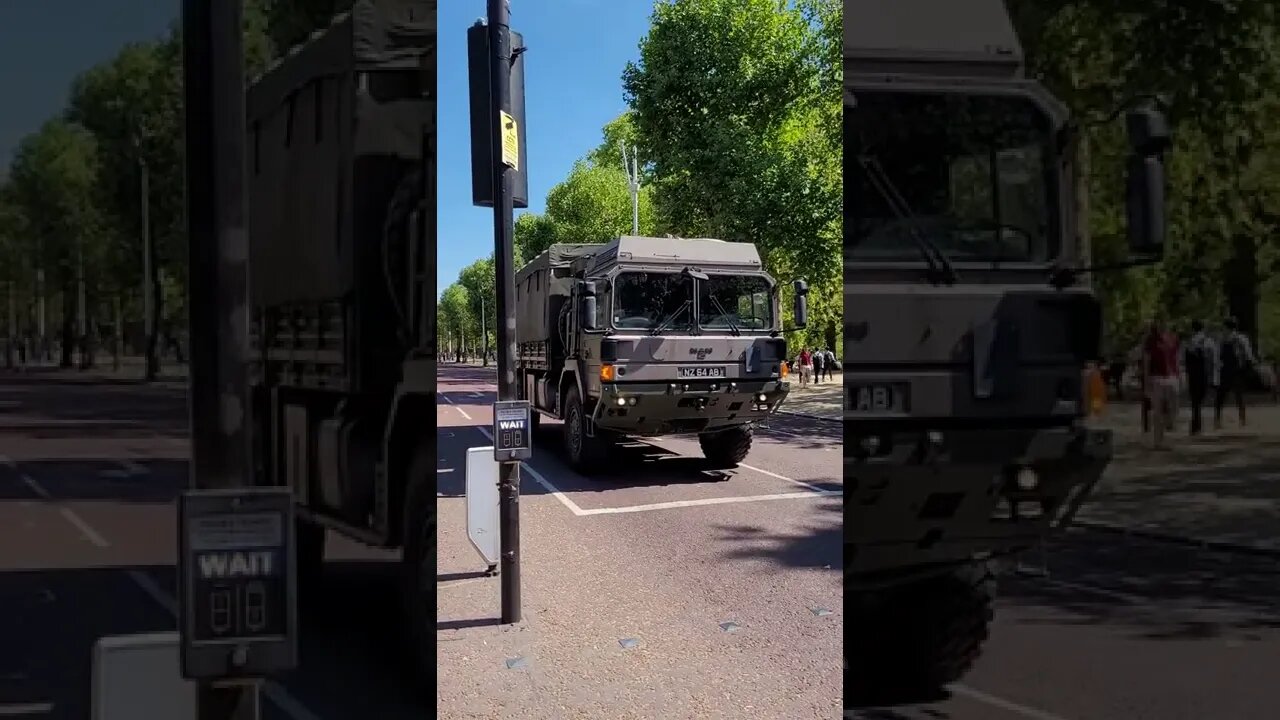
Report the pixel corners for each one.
[812,346,825,384]
[1182,319,1217,436]
[1142,318,1180,449]
[1214,316,1258,428]
[797,348,811,386]
[823,348,836,381]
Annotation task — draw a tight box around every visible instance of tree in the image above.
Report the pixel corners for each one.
[1008,0,1280,353]
[439,283,472,361]
[458,257,497,364]
[6,120,103,367]
[622,0,842,351]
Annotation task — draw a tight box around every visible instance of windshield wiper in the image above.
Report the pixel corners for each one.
[707,295,741,336]
[856,154,959,284]
[649,299,691,336]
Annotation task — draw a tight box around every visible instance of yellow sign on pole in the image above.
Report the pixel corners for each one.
[500,111,519,171]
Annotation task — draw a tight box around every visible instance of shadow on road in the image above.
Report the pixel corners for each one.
[714,497,843,570]
[0,458,185,502]
[1000,531,1280,641]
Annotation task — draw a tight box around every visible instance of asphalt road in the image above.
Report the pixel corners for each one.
[2,367,1277,719]
[436,364,845,719]
[0,370,425,719]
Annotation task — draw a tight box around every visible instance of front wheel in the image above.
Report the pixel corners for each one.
[699,426,753,468]
[562,385,605,473]
[848,562,996,697]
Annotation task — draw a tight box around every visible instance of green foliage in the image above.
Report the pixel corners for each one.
[622,0,841,349]
[0,2,359,347]
[512,128,658,263]
[1009,0,1280,355]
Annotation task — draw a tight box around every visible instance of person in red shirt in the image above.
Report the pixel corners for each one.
[1142,318,1181,448]
[797,348,812,385]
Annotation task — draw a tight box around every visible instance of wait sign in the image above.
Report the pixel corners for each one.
[493,400,532,462]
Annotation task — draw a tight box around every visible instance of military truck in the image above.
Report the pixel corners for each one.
[846,0,1170,693]
[513,236,808,471]
[242,0,438,681]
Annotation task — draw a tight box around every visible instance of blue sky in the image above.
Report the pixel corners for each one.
[437,0,655,295]
[0,0,655,297]
[0,0,175,176]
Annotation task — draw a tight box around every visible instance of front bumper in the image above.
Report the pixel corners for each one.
[593,379,790,435]
[846,425,1111,575]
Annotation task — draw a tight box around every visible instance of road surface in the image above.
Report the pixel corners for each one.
[0,370,423,719]
[1,367,1276,719]
[436,364,844,719]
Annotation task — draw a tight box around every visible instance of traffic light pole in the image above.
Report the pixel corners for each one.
[487,0,522,624]
[182,0,259,717]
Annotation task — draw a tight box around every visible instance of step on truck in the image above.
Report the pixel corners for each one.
[513,236,808,472]
[846,0,1171,695]
[243,0,439,684]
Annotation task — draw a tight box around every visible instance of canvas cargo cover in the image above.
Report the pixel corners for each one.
[247,0,434,308]
[515,244,599,343]
[846,0,1023,78]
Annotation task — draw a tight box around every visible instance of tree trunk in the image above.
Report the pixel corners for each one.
[113,295,123,372]
[59,288,75,368]
[1224,233,1260,342]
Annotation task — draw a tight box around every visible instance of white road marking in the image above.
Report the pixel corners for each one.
[0,454,317,720]
[118,460,149,476]
[58,507,109,548]
[441,392,840,515]
[950,683,1076,720]
[19,475,50,501]
[1040,578,1143,604]
[0,703,54,716]
[740,463,839,495]
[473,425,589,515]
[443,395,473,420]
[12,471,108,548]
[575,491,840,516]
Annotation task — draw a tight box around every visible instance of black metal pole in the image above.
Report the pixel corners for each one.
[182,0,259,716]
[488,0,521,624]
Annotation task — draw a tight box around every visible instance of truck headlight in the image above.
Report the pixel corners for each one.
[756,393,767,403]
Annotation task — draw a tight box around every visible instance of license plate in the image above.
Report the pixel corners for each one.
[677,366,726,379]
[846,383,907,412]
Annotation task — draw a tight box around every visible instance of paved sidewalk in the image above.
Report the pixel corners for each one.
[779,373,842,421]
[1073,399,1280,553]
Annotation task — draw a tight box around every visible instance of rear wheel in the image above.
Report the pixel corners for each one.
[698,426,753,468]
[848,562,996,697]
[563,385,605,472]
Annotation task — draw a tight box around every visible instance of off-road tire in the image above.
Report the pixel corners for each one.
[848,561,996,697]
[698,426,753,468]
[563,385,606,472]
[399,441,436,693]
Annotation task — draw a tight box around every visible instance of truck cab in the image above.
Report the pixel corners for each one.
[845,0,1170,694]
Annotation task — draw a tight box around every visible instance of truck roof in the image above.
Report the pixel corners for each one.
[846,0,1023,79]
[517,236,764,281]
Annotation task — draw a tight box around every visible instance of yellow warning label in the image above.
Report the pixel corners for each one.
[500,111,519,171]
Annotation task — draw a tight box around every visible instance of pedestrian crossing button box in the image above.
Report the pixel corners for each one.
[493,400,533,461]
[178,487,298,680]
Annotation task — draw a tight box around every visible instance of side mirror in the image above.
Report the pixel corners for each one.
[578,280,599,331]
[792,279,809,330]
[1124,106,1170,259]
[580,297,598,331]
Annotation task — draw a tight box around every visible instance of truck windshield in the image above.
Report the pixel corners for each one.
[612,271,693,331]
[699,275,773,330]
[848,90,1058,263]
